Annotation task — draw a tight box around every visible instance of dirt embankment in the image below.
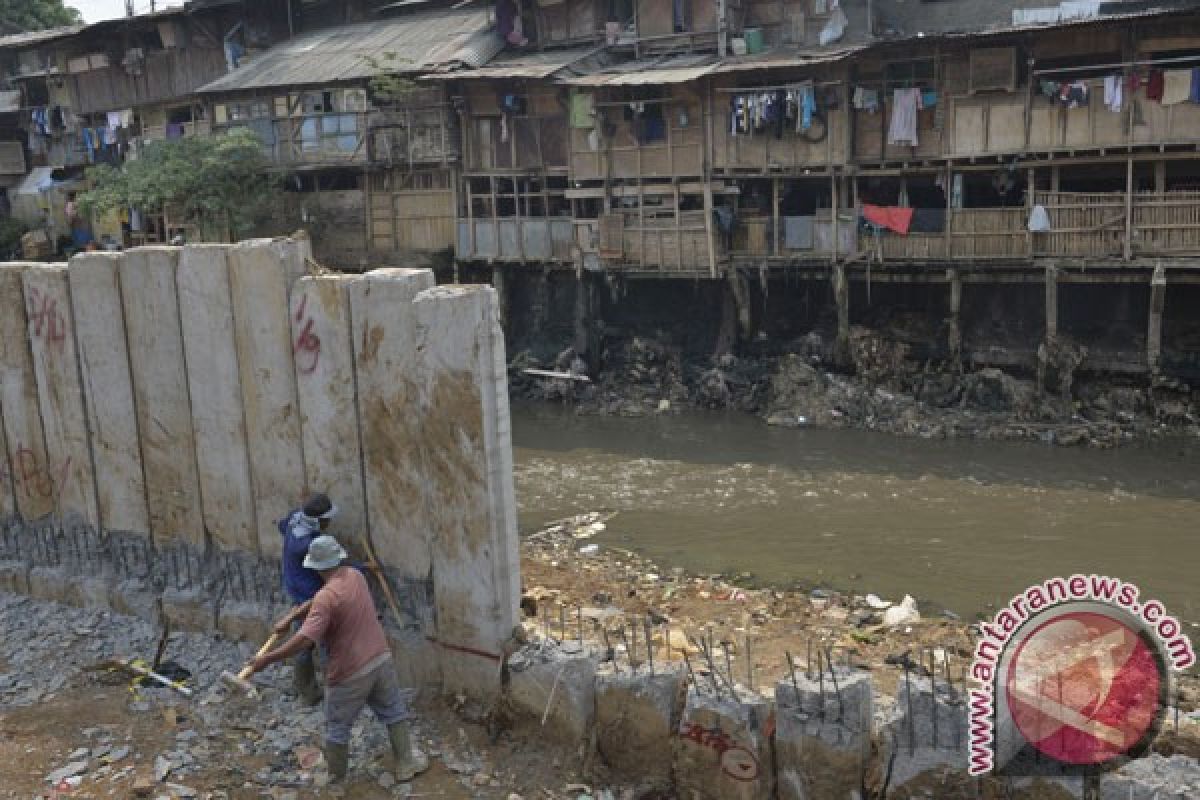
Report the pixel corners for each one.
[510,328,1199,448]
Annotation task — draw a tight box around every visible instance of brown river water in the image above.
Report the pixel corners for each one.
[511,403,1200,629]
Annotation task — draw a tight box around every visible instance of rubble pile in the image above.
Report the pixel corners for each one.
[510,326,1200,448]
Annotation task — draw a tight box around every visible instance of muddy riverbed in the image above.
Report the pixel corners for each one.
[512,403,1200,628]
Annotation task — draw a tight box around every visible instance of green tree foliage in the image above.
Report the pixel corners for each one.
[363,51,416,106]
[0,0,83,31]
[79,129,281,242]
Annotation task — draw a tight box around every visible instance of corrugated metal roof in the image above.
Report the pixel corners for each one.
[709,46,866,74]
[427,46,600,80]
[0,25,83,50]
[562,54,718,86]
[197,9,501,93]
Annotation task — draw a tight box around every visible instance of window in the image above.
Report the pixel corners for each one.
[299,114,360,153]
[225,100,270,121]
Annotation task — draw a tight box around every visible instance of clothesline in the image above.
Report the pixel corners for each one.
[1032,53,1200,76]
[715,80,842,94]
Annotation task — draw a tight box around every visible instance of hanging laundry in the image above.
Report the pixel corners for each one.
[909,208,945,233]
[800,85,816,132]
[1060,81,1089,109]
[118,109,134,128]
[1146,69,1165,102]
[921,89,937,108]
[569,91,594,129]
[1028,205,1051,233]
[1039,80,1061,103]
[1191,68,1200,104]
[861,204,913,234]
[1161,70,1192,105]
[82,127,96,162]
[106,111,122,132]
[1103,75,1122,113]
[852,86,879,113]
[887,88,921,147]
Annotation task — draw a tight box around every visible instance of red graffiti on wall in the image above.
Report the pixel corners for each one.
[27,286,67,351]
[677,722,761,781]
[292,294,321,375]
[0,445,72,501]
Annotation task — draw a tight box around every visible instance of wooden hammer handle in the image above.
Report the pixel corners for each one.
[236,630,285,681]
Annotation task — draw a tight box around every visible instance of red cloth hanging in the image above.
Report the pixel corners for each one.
[1146,70,1165,102]
[862,204,914,235]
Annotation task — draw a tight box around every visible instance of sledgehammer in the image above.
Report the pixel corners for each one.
[220,631,285,698]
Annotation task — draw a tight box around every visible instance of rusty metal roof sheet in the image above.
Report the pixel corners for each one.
[197,9,501,93]
[708,46,866,74]
[561,54,718,86]
[0,25,83,50]
[426,46,601,80]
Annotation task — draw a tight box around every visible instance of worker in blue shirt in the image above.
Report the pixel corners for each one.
[278,492,338,705]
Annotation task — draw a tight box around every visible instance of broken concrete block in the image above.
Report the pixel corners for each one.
[160,587,212,632]
[1098,754,1200,799]
[882,675,968,790]
[774,669,873,800]
[506,643,598,744]
[217,601,273,645]
[673,687,775,800]
[0,559,29,594]
[593,665,685,789]
[28,566,80,606]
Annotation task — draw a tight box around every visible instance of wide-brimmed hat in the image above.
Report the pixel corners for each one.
[303,534,348,571]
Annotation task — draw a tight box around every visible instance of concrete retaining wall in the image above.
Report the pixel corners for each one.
[0,239,519,700]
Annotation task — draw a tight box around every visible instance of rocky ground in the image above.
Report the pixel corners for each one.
[509,327,1200,448]
[0,592,582,800]
[2,515,1198,799]
[518,513,1200,710]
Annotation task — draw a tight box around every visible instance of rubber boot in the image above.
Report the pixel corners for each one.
[388,723,429,782]
[323,741,349,782]
[292,656,322,707]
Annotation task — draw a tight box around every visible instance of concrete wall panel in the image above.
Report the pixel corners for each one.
[119,248,204,546]
[415,285,519,697]
[292,275,367,550]
[347,268,435,577]
[178,245,257,553]
[0,393,13,520]
[68,253,149,535]
[0,263,53,520]
[22,265,98,528]
[229,240,307,558]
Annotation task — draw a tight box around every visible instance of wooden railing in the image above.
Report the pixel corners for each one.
[621,210,711,273]
[1031,191,1124,258]
[1132,191,1200,256]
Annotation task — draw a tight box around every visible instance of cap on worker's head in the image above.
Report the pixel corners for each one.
[302,492,338,521]
[303,534,347,571]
